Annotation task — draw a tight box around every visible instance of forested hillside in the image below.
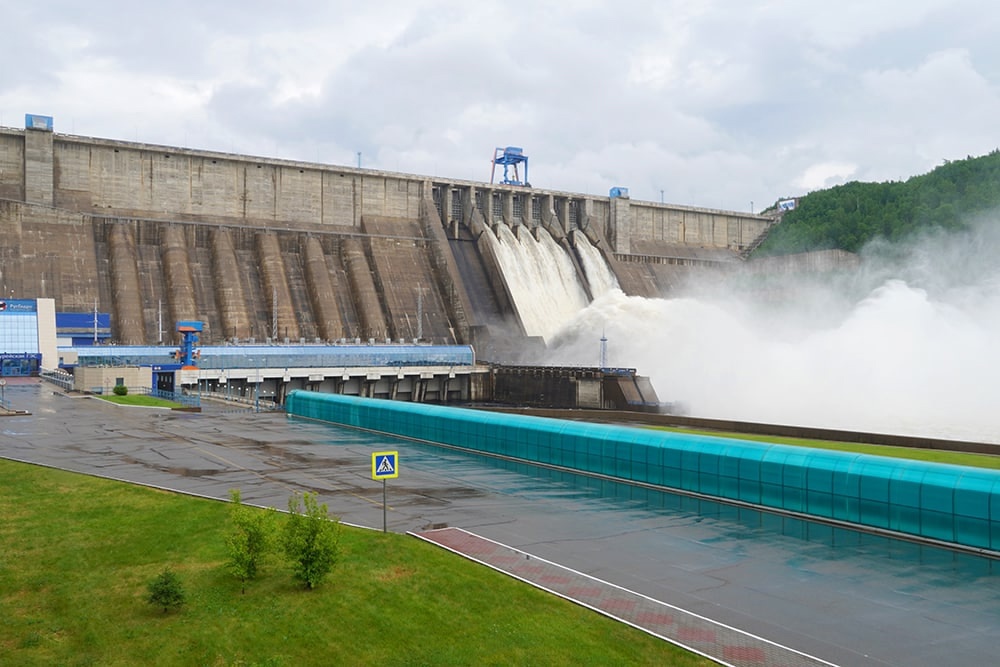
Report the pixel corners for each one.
[755,149,1000,255]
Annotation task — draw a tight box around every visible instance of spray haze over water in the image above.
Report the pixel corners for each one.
[547,215,1000,443]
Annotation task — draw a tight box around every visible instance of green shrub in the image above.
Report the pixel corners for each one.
[283,492,340,589]
[147,568,185,613]
[227,489,277,593]
[113,384,128,396]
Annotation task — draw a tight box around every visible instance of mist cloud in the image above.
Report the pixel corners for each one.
[548,214,1000,443]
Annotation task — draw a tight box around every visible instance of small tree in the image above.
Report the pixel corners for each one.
[283,491,341,589]
[226,489,275,593]
[112,384,128,396]
[147,568,185,613]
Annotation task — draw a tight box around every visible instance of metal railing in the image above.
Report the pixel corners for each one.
[198,389,282,412]
[140,387,201,408]
[39,368,74,391]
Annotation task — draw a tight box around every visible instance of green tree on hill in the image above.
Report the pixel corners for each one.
[757,149,1000,255]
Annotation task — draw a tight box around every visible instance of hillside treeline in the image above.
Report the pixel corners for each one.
[756,149,1000,255]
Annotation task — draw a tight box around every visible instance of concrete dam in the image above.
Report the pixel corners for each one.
[0,119,774,356]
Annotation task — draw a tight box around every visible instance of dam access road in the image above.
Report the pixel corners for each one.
[3,379,1000,666]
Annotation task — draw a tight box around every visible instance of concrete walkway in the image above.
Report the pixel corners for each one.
[413,527,834,667]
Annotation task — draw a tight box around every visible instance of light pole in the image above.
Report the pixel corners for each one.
[253,357,260,413]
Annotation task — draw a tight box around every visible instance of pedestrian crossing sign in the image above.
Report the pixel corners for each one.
[372,451,399,480]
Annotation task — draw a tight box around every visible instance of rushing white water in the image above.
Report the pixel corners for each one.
[547,217,1000,443]
[484,224,590,341]
[572,230,620,299]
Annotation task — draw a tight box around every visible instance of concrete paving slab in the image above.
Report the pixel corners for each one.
[413,527,834,667]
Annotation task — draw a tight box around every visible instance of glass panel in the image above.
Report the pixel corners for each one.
[285,391,1000,553]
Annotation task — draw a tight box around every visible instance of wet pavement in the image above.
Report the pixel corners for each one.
[413,527,834,667]
[3,379,1000,666]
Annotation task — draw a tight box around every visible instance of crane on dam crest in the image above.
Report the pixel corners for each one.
[490,146,530,186]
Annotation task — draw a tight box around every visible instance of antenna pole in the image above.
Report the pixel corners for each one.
[600,330,608,369]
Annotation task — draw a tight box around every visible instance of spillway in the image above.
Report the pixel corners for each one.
[484,224,590,342]
[572,230,620,299]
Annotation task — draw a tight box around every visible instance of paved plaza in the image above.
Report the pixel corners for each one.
[3,379,1000,666]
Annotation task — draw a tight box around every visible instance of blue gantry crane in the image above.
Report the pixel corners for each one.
[490,146,529,186]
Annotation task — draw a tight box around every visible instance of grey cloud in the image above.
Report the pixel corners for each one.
[5,2,1000,208]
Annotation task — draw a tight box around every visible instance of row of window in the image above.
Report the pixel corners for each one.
[0,313,39,354]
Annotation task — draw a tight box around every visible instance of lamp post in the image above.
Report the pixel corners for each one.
[253,357,260,413]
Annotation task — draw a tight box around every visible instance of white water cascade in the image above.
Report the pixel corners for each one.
[484,224,601,342]
[572,230,620,299]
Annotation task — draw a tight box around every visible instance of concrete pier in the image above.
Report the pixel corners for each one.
[106,223,144,344]
[254,231,299,342]
[210,228,252,340]
[341,236,388,340]
[302,235,344,341]
[161,224,198,328]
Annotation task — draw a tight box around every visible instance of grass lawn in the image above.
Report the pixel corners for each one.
[0,459,710,667]
[651,426,1000,470]
[97,394,186,409]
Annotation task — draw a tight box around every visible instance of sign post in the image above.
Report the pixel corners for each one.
[371,451,399,533]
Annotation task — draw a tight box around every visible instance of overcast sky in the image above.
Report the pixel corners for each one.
[3,0,999,212]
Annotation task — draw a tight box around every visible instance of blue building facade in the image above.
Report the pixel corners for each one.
[0,298,57,376]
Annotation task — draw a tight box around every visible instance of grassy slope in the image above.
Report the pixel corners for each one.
[654,426,1000,469]
[0,459,709,667]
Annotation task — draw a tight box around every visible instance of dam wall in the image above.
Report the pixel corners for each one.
[286,392,1000,555]
[0,199,101,310]
[0,123,774,349]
